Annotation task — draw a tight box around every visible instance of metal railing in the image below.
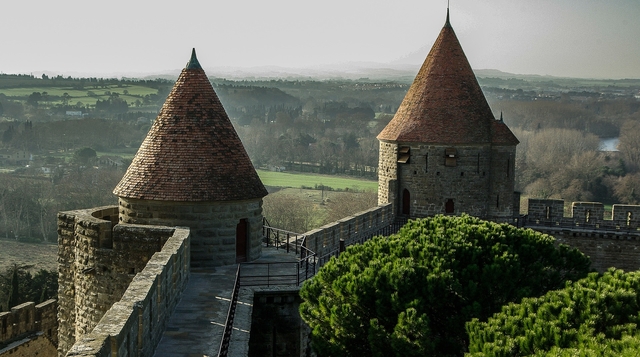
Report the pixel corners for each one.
[217,265,241,357]
[239,257,317,287]
[263,218,306,255]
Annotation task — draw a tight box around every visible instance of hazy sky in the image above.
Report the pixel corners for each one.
[2,0,639,79]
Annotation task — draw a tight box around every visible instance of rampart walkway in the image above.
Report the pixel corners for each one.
[152,247,298,357]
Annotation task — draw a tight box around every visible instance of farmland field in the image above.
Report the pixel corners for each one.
[257,169,377,191]
[0,84,158,106]
[0,239,57,272]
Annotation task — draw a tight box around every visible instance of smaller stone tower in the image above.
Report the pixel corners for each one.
[377,10,519,222]
[113,49,268,266]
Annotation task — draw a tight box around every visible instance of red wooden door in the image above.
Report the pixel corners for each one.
[445,199,454,214]
[402,189,410,215]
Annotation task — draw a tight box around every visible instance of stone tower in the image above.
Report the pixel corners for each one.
[377,11,519,222]
[113,49,268,266]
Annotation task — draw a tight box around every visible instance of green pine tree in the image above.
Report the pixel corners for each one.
[7,267,19,309]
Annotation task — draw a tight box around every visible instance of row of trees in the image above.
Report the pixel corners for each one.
[0,168,122,242]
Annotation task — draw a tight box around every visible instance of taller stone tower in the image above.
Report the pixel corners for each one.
[114,49,268,266]
[377,11,519,222]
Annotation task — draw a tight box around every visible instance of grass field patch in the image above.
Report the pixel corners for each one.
[257,169,377,191]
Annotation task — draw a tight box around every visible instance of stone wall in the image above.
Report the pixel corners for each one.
[526,199,640,230]
[488,145,517,221]
[377,140,398,210]
[532,227,640,273]
[118,197,263,266]
[63,225,190,357]
[247,291,304,357]
[378,140,517,220]
[0,332,56,357]
[57,206,190,356]
[303,203,395,259]
[0,300,57,352]
[525,198,640,272]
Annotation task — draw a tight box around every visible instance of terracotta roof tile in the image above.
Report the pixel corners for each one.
[377,15,518,146]
[113,50,267,202]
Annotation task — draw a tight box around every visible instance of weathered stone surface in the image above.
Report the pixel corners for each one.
[118,198,263,267]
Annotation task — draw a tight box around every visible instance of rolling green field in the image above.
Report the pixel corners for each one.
[0,84,158,106]
[257,169,377,191]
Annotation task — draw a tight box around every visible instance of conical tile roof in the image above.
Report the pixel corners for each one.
[114,49,267,201]
[377,12,519,146]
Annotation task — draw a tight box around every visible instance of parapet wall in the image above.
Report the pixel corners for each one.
[303,203,395,258]
[58,206,190,356]
[526,198,640,229]
[526,198,640,272]
[63,223,190,357]
[0,300,57,347]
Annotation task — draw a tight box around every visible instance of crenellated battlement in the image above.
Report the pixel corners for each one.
[0,299,57,354]
[526,198,640,230]
[57,206,191,357]
[525,199,640,272]
[63,226,190,357]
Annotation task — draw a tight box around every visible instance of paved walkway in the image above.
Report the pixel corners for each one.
[153,247,299,357]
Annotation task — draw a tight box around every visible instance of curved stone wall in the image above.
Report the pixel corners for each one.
[57,206,189,356]
[117,197,263,266]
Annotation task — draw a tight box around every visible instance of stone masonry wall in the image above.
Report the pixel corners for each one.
[488,145,517,221]
[303,203,394,259]
[397,143,493,217]
[377,140,398,210]
[118,197,263,266]
[525,198,640,272]
[0,333,57,357]
[0,300,57,350]
[57,206,187,356]
[63,227,190,357]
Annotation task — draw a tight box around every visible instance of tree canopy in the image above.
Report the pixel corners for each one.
[466,269,640,357]
[299,215,591,357]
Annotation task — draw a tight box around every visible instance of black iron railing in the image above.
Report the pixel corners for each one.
[217,265,241,357]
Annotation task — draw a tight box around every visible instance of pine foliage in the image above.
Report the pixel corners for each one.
[299,215,591,356]
[467,269,640,356]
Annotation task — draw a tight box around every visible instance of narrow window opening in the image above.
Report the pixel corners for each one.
[586,210,591,223]
[496,195,500,208]
[627,211,633,226]
[425,153,428,172]
[546,206,551,220]
[129,267,136,275]
[477,153,480,174]
[445,148,457,167]
[507,155,511,177]
[461,172,464,177]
